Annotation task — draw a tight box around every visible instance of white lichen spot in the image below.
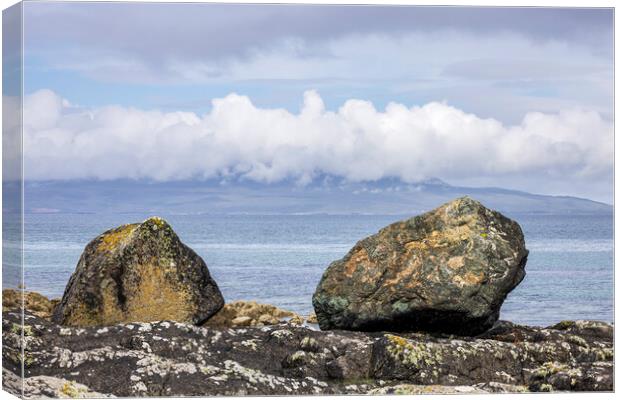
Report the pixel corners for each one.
[241,339,259,350]
[132,382,148,392]
[270,330,293,339]
[141,342,152,353]
[59,328,72,336]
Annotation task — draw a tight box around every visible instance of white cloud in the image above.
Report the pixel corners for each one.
[22,89,612,196]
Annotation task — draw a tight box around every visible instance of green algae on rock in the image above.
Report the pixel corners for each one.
[52,217,224,327]
[312,197,528,335]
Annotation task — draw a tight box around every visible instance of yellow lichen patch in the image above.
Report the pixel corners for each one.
[60,382,80,398]
[63,263,194,326]
[386,333,409,347]
[122,263,194,323]
[146,216,167,229]
[385,334,442,368]
[62,282,126,326]
[62,302,95,327]
[97,224,138,253]
[99,283,126,322]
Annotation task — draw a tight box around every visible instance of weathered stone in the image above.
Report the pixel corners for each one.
[288,315,305,325]
[2,293,614,397]
[368,384,488,395]
[204,300,296,327]
[2,306,612,397]
[258,314,280,325]
[52,217,224,327]
[2,369,112,398]
[231,316,253,326]
[306,313,318,324]
[313,197,528,335]
[3,289,59,319]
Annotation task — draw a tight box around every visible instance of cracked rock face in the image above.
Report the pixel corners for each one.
[52,217,224,327]
[1,310,612,397]
[313,197,528,335]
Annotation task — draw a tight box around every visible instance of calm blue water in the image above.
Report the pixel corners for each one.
[16,213,613,327]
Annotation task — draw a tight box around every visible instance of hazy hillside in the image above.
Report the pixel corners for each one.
[19,178,612,216]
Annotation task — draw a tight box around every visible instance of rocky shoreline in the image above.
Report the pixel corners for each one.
[2,198,614,396]
[2,290,614,397]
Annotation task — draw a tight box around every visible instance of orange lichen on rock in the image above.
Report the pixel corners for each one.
[344,248,372,278]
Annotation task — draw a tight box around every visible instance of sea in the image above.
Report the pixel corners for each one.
[8,212,614,327]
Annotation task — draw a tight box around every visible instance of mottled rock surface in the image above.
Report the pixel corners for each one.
[52,217,224,327]
[2,308,612,397]
[313,197,528,335]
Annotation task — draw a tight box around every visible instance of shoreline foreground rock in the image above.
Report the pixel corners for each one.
[2,297,614,396]
[52,217,224,327]
[313,197,528,335]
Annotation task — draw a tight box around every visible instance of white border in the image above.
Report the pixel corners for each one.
[0,1,616,400]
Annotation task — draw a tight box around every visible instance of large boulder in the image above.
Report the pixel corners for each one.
[312,197,528,335]
[52,217,224,327]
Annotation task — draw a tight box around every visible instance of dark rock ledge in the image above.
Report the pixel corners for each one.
[2,307,613,397]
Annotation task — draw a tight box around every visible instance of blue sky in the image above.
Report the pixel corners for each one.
[19,3,614,202]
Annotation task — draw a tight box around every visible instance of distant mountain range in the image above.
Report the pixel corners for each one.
[12,177,611,216]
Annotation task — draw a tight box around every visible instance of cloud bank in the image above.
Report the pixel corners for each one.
[23,89,612,195]
[26,4,612,71]
[24,4,612,125]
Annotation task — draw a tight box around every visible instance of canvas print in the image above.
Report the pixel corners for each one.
[1,1,614,398]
